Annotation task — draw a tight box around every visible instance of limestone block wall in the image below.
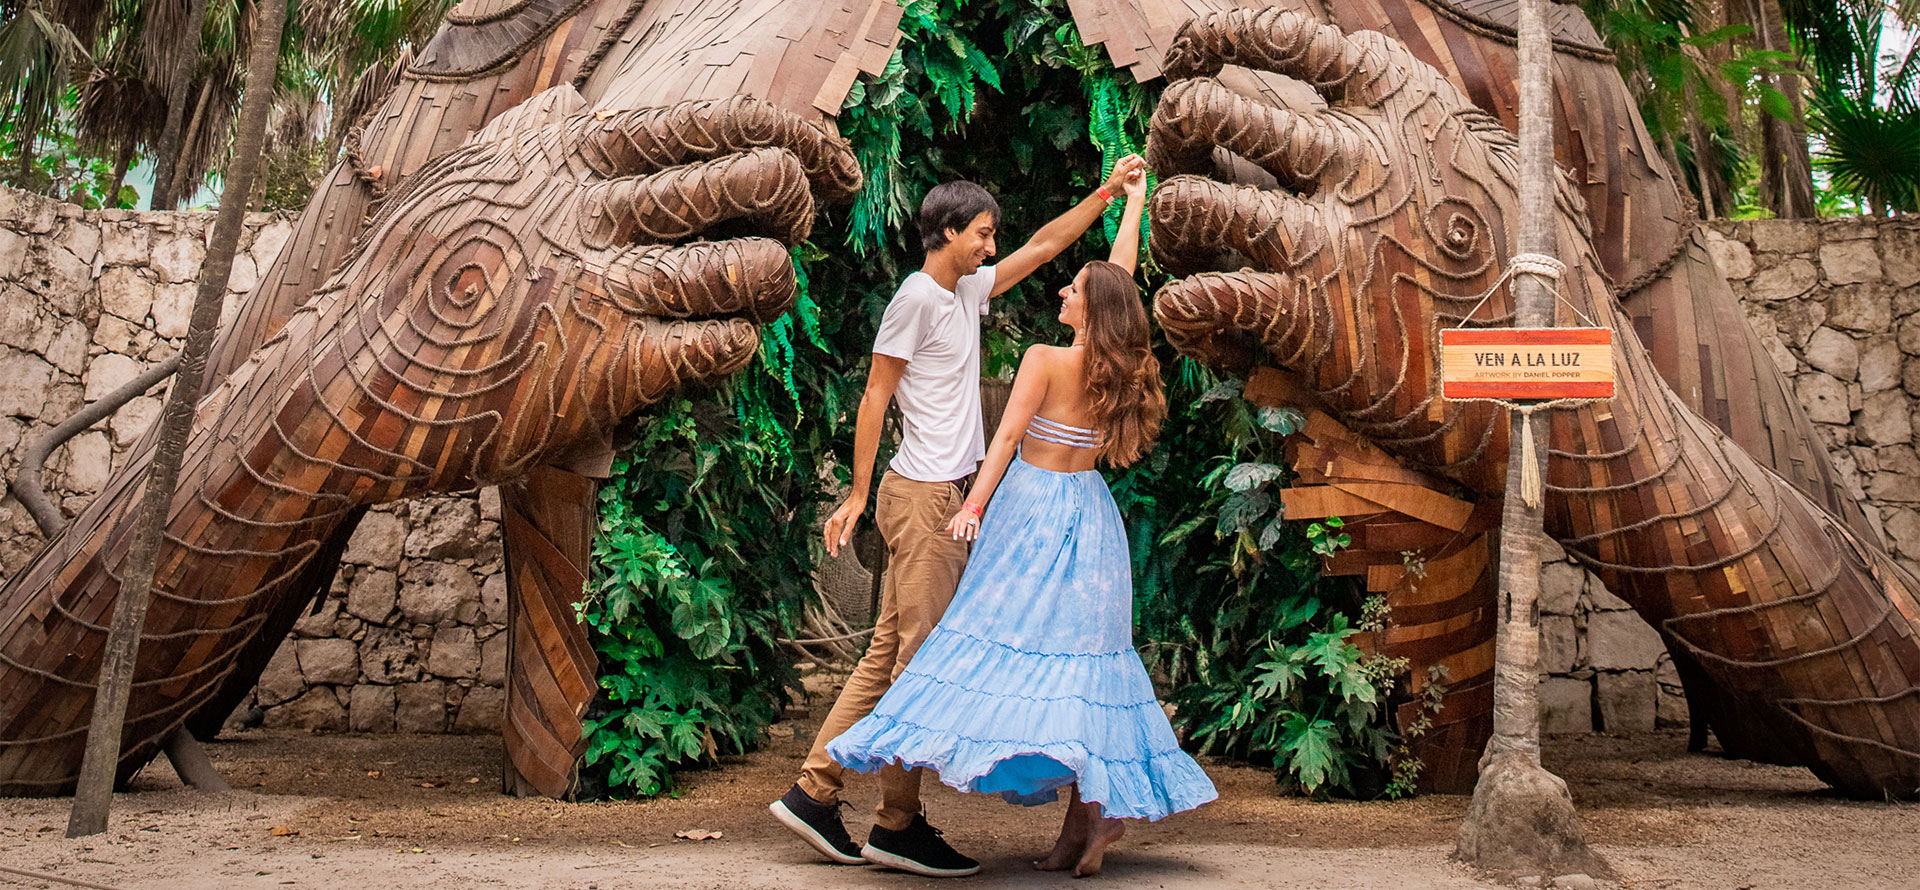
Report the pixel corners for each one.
[0,187,507,735]
[0,186,1914,739]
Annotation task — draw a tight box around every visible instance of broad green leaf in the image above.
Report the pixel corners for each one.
[1224,462,1284,492]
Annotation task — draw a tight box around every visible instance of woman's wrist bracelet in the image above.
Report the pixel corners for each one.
[962,502,984,518]
[1095,185,1114,206]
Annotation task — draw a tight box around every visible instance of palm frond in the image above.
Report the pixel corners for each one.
[1812,90,1920,212]
[0,3,90,138]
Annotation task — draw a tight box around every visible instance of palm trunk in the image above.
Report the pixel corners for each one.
[147,0,210,210]
[108,138,134,208]
[1743,0,1817,218]
[1456,0,1599,873]
[164,78,214,208]
[67,0,288,837]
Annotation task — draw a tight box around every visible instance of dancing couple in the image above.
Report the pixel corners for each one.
[769,157,1216,878]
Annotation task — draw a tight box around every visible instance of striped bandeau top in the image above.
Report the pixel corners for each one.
[1025,415,1103,449]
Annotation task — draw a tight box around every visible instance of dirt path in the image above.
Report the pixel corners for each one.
[2,719,1915,889]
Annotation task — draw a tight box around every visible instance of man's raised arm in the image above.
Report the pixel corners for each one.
[989,154,1146,297]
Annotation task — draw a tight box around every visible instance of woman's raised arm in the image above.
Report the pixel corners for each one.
[1106,168,1148,273]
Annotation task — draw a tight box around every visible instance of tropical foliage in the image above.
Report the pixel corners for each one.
[0,0,454,209]
[1579,0,1918,217]
[1805,2,1920,214]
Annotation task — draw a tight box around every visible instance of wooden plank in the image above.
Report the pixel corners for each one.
[1326,456,1443,487]
[1279,486,1389,521]
[1329,483,1474,531]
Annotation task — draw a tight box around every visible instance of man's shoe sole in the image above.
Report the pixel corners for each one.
[768,801,866,865]
[860,843,981,878]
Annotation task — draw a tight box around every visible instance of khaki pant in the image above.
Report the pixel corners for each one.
[798,470,968,830]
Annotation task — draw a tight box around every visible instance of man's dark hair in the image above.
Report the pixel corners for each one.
[917,181,1001,252]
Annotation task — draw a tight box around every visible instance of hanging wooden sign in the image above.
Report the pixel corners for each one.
[1440,328,1615,400]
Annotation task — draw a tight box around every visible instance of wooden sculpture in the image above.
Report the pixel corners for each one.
[0,0,887,797]
[1079,0,1889,789]
[1073,0,1896,790]
[1144,8,1920,799]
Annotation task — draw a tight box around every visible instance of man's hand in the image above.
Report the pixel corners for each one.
[823,493,865,557]
[1119,164,1148,200]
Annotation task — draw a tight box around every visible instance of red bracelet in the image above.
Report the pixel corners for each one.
[1095,185,1114,205]
[963,502,983,518]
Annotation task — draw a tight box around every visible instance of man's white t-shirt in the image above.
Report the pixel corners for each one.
[872,266,996,482]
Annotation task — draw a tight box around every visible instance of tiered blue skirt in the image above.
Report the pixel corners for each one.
[827,457,1217,821]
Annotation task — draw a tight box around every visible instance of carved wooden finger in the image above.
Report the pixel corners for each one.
[1148,175,1333,275]
[573,95,862,201]
[625,318,763,407]
[596,239,797,322]
[1147,77,1366,190]
[1162,8,1399,103]
[579,147,815,249]
[1154,271,1305,373]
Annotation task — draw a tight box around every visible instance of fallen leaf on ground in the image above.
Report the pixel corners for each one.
[270,826,299,837]
[674,828,723,841]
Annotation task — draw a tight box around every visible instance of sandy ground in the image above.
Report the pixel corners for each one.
[2,716,1917,890]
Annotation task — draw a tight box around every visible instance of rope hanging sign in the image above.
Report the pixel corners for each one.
[1438,253,1617,506]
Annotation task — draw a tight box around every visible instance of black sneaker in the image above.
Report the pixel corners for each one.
[861,813,980,878]
[769,783,864,865]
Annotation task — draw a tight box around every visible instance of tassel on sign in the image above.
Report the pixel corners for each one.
[1519,407,1542,508]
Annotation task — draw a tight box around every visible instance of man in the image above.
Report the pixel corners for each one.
[770,156,1147,878]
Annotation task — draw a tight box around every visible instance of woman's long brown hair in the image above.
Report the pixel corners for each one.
[1079,261,1167,467]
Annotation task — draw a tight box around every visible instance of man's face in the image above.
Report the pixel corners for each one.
[943,211,997,274]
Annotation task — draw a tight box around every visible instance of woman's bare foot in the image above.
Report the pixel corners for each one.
[1071,817,1125,877]
[1034,829,1084,871]
[1035,798,1087,871]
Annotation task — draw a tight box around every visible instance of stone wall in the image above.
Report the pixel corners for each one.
[0,187,506,734]
[0,187,1914,738]
[251,492,509,733]
[1537,216,1920,736]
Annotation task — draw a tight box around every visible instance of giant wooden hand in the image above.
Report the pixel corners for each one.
[1147,10,1920,799]
[0,87,858,795]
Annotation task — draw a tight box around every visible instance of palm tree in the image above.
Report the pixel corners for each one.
[143,0,209,208]
[1807,1,1920,214]
[0,0,88,188]
[1734,0,1820,217]
[1456,0,1599,874]
[67,0,288,838]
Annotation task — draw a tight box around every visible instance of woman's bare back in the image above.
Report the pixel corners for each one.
[1016,344,1104,474]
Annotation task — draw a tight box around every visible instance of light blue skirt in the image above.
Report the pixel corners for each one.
[826,456,1217,821]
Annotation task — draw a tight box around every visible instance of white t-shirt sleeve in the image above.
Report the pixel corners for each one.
[872,288,931,361]
[959,265,997,315]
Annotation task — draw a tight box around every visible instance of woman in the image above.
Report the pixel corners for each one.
[827,169,1216,878]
